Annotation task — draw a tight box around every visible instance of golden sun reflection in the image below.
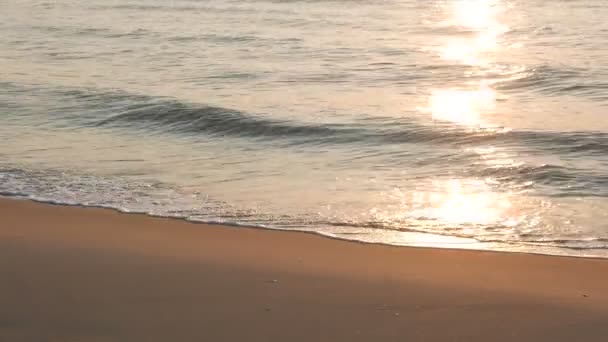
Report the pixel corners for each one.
[450,0,503,30]
[439,0,508,66]
[413,179,517,226]
[439,30,503,65]
[427,83,496,126]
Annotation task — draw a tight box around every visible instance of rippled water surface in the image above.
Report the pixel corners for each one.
[1,0,607,256]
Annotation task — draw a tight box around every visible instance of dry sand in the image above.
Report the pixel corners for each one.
[1,197,607,341]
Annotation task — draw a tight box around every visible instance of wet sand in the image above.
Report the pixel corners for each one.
[1,197,607,341]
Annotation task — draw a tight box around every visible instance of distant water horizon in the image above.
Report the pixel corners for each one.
[1,0,607,257]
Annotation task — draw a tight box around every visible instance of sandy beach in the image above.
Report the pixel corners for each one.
[1,197,607,341]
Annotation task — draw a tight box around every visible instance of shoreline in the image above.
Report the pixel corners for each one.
[3,195,603,260]
[2,197,608,341]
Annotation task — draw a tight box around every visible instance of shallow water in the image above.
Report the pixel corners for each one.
[1,0,607,257]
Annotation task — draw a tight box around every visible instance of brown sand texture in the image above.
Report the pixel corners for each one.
[1,198,608,341]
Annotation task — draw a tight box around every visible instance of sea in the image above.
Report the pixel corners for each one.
[1,0,607,257]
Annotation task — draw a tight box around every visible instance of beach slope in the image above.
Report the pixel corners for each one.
[1,198,607,341]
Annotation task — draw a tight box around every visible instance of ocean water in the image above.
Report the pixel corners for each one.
[1,0,607,257]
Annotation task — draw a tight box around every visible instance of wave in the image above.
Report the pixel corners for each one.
[2,163,607,254]
[472,164,608,197]
[86,93,608,156]
[5,82,607,157]
[28,24,280,46]
[2,154,608,256]
[94,101,360,141]
[493,65,608,99]
[326,220,608,251]
[89,3,289,16]
[85,89,608,194]
[91,98,608,157]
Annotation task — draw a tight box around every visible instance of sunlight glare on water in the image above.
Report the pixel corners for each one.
[427,1,506,127]
[439,0,508,66]
[427,83,496,126]
[418,1,522,232]
[450,0,503,30]
[413,179,517,227]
